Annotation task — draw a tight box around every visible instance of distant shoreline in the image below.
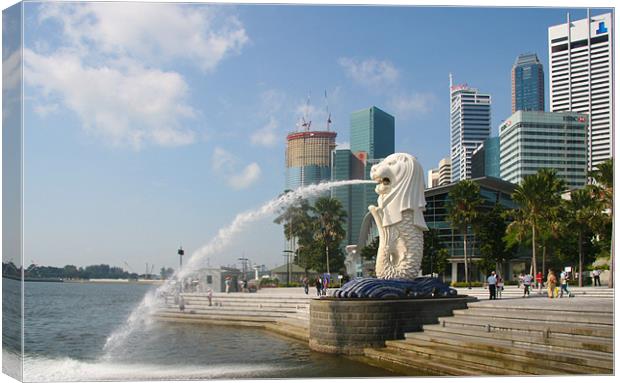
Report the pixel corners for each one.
[2,275,164,285]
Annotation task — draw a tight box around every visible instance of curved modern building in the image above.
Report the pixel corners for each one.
[285,131,337,191]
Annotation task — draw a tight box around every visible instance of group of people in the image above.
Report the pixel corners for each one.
[304,275,329,296]
[541,269,574,298]
[485,271,504,300]
[486,269,575,299]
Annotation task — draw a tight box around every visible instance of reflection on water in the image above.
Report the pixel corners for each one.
[21,281,394,381]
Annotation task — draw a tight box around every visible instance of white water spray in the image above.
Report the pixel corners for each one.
[102,179,375,356]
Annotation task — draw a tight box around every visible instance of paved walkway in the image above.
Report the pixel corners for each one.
[469,294,613,311]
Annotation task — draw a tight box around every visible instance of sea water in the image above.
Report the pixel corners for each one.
[5,279,394,381]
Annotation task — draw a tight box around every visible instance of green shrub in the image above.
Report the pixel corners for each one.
[450,281,484,288]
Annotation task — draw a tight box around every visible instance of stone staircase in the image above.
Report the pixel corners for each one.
[154,292,310,341]
[455,286,614,299]
[363,297,613,376]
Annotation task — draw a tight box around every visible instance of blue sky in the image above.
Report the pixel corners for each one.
[16,2,612,271]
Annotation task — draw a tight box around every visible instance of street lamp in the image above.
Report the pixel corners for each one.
[320,216,331,277]
[178,246,184,271]
[238,257,249,281]
[283,250,293,286]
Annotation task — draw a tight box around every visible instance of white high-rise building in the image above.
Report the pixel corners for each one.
[548,11,613,171]
[449,75,492,182]
[427,168,440,188]
[438,157,452,186]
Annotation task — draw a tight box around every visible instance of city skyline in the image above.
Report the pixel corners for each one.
[11,3,613,270]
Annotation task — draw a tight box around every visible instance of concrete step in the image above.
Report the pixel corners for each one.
[169,304,303,314]
[277,316,309,329]
[265,321,309,342]
[159,308,285,319]
[452,307,613,325]
[363,346,518,376]
[384,339,570,375]
[420,324,613,354]
[154,312,275,325]
[466,301,613,314]
[179,297,310,307]
[437,315,612,338]
[402,333,612,374]
[181,293,312,302]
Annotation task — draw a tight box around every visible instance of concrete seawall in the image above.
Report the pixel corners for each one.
[309,296,475,355]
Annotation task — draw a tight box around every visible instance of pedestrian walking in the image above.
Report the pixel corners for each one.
[522,272,533,297]
[559,271,572,298]
[179,296,185,312]
[225,278,231,294]
[547,269,558,298]
[322,275,328,296]
[302,276,309,295]
[206,288,213,306]
[315,277,322,296]
[536,271,543,294]
[496,275,504,299]
[487,271,497,300]
[593,269,602,286]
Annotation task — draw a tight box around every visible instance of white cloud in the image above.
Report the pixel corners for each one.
[338,57,399,87]
[251,117,279,147]
[211,147,261,190]
[34,103,60,118]
[387,92,436,118]
[24,50,196,149]
[37,2,248,72]
[211,147,236,172]
[229,163,261,190]
[24,2,249,149]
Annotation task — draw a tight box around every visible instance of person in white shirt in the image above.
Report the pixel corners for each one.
[522,273,533,297]
[487,271,497,300]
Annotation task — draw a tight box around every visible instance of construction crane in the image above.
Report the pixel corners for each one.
[300,92,312,131]
[324,89,332,131]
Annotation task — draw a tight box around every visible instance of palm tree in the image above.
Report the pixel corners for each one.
[589,158,613,287]
[446,180,482,288]
[312,197,347,275]
[565,187,602,287]
[538,204,566,278]
[512,169,565,280]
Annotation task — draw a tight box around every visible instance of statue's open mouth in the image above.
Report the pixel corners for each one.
[381,177,391,186]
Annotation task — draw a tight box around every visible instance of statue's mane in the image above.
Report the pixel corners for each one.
[378,153,428,230]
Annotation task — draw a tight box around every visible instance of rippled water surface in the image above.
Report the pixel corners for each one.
[4,280,395,381]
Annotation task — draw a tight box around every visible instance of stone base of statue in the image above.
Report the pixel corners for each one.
[331,277,457,298]
[309,289,475,355]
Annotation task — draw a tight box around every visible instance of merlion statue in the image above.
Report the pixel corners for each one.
[368,153,428,280]
[332,152,455,298]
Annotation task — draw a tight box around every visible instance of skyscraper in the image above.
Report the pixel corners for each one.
[499,111,588,189]
[548,12,613,171]
[331,106,395,246]
[511,53,545,113]
[449,76,492,182]
[427,157,452,188]
[471,137,500,179]
[285,130,337,191]
[428,168,440,188]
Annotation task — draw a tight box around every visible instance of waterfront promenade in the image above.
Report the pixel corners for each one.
[155,285,613,376]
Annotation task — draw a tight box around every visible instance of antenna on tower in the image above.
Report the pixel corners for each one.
[449,73,453,89]
[324,89,332,131]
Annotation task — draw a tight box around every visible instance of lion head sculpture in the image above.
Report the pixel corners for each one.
[369,153,428,230]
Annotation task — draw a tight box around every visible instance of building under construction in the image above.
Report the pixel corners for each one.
[284,94,337,191]
[285,130,337,191]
